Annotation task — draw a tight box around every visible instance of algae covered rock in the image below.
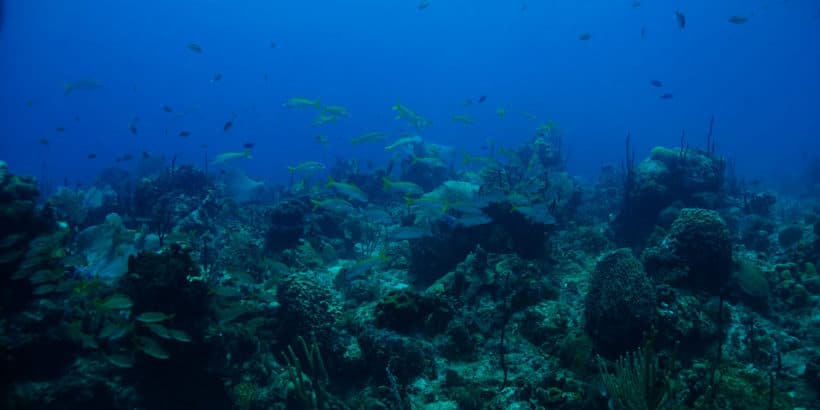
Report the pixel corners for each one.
[265,197,309,253]
[0,161,54,312]
[120,244,210,334]
[777,224,804,249]
[374,286,453,335]
[644,208,732,294]
[584,248,655,358]
[356,326,434,384]
[612,146,725,248]
[669,208,732,290]
[0,160,42,263]
[375,287,425,332]
[276,271,340,344]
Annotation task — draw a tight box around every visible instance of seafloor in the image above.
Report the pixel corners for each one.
[1,132,819,410]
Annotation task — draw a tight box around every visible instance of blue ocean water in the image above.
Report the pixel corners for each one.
[0,0,818,188]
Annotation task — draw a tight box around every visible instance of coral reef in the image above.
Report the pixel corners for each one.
[613,146,725,248]
[3,137,820,409]
[584,248,656,358]
[644,208,733,294]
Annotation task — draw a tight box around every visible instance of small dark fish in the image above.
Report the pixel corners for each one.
[578,32,592,41]
[164,128,169,136]
[142,151,150,158]
[74,115,80,122]
[675,10,686,29]
[270,41,277,49]
[200,144,208,149]
[478,95,487,103]
[650,80,663,87]
[263,73,269,81]
[187,43,203,54]
[39,138,50,146]
[128,124,137,134]
[179,130,191,137]
[463,99,473,106]
[417,0,430,10]
[631,0,641,7]
[223,120,233,132]
[641,26,646,39]
[25,99,33,106]
[56,127,66,132]
[87,153,96,159]
[659,93,674,100]
[118,154,134,162]
[521,3,527,12]
[243,142,255,149]
[728,15,748,24]
[211,72,223,83]
[162,105,173,113]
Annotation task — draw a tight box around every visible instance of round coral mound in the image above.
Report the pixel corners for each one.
[669,208,732,293]
[584,248,656,358]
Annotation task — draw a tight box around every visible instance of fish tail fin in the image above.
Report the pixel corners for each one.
[311,199,320,211]
[63,83,73,96]
[382,177,393,191]
[326,176,335,188]
[461,151,471,166]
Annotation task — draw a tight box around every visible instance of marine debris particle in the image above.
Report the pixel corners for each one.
[187,43,203,53]
[675,10,686,29]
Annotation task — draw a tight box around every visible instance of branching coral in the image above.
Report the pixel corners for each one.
[282,335,329,410]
